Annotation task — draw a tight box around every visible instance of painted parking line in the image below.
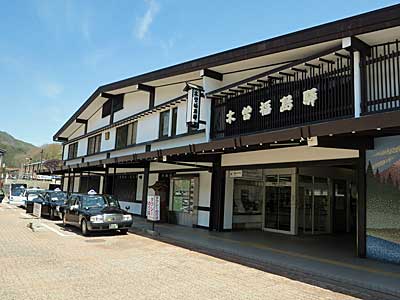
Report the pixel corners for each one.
[39,222,75,237]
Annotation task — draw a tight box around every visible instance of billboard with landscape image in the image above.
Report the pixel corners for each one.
[366,136,400,264]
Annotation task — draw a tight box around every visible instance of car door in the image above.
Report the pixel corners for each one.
[64,196,77,224]
[70,196,81,226]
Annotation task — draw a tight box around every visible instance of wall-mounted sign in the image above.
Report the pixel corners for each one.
[229,170,243,178]
[184,83,203,128]
[146,195,160,221]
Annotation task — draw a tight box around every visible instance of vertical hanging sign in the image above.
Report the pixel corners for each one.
[184,83,203,128]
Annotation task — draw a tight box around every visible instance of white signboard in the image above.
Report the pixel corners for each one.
[33,203,42,218]
[186,86,202,128]
[146,195,160,222]
[229,170,243,178]
[307,136,318,147]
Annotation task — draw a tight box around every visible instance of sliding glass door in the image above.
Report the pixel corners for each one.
[298,175,330,234]
[264,174,293,232]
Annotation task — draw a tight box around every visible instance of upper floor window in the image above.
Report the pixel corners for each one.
[102,95,124,118]
[87,134,101,155]
[159,110,170,138]
[67,142,78,159]
[171,107,178,137]
[115,122,138,149]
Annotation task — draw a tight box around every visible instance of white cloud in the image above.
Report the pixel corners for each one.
[135,0,160,40]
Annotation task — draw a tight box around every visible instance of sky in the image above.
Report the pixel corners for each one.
[0,0,398,146]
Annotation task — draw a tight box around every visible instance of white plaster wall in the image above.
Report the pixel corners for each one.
[176,102,188,135]
[101,128,116,152]
[151,132,207,151]
[110,145,146,158]
[69,126,85,140]
[137,113,159,143]
[119,201,142,215]
[65,158,81,166]
[113,92,149,123]
[87,109,109,133]
[222,146,359,167]
[73,177,80,193]
[85,153,107,163]
[147,174,158,197]
[154,83,186,106]
[63,145,69,160]
[203,76,224,140]
[136,175,144,201]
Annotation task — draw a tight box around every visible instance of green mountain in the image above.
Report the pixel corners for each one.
[0,131,62,168]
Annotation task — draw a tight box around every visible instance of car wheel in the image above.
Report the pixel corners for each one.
[81,219,89,236]
[120,228,128,235]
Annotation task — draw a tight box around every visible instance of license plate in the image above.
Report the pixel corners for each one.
[109,224,118,229]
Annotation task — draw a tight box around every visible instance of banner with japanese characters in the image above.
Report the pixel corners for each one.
[146,195,160,222]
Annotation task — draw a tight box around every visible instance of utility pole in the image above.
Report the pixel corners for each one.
[39,149,44,172]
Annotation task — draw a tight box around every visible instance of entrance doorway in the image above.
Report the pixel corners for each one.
[169,176,199,227]
[298,175,330,234]
[264,174,294,233]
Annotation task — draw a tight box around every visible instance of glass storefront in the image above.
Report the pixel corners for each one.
[229,167,352,235]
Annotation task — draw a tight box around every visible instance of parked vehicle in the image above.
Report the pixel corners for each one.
[8,183,27,206]
[21,188,45,208]
[25,194,46,214]
[39,189,68,219]
[0,189,5,203]
[63,191,133,236]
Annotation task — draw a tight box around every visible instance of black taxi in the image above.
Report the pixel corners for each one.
[62,191,133,236]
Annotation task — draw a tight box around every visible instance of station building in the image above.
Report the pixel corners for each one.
[49,5,400,265]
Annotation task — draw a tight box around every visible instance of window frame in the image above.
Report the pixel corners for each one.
[87,134,102,155]
[115,122,138,150]
[159,110,170,138]
[67,142,78,159]
[171,107,178,137]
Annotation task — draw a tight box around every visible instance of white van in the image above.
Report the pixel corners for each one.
[8,183,27,206]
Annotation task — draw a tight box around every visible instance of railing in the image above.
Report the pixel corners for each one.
[363,40,400,114]
[211,55,354,139]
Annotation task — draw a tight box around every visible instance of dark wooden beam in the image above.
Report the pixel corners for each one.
[57,137,68,142]
[76,118,88,124]
[345,36,371,56]
[141,161,150,217]
[209,155,225,231]
[200,69,223,81]
[137,83,155,93]
[101,92,115,98]
[318,136,374,150]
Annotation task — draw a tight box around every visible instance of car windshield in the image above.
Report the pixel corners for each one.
[50,192,67,202]
[11,186,25,196]
[81,195,120,209]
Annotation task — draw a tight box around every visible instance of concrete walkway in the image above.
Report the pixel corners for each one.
[130,217,400,299]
